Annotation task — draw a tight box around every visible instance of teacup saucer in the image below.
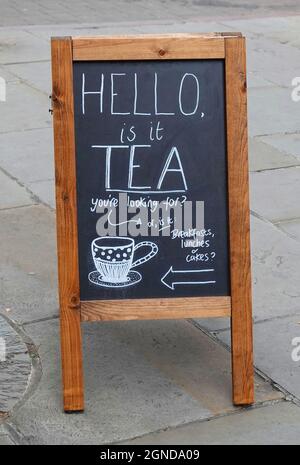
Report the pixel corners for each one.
[88,270,142,288]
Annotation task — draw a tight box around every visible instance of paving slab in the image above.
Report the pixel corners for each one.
[246,34,300,69]
[0,169,34,210]
[246,38,300,88]
[277,219,300,243]
[0,28,49,64]
[122,402,300,445]
[7,318,281,445]
[0,128,54,185]
[0,80,51,134]
[193,317,230,334]
[23,23,146,42]
[213,31,300,87]
[3,0,300,27]
[223,16,300,80]
[249,137,299,172]
[248,86,300,137]
[0,205,58,323]
[252,316,300,400]
[222,16,300,50]
[222,16,300,35]
[10,319,211,445]
[0,65,20,83]
[257,16,300,50]
[217,313,300,401]
[132,21,230,35]
[250,214,300,321]
[247,71,274,89]
[20,20,233,46]
[28,179,55,209]
[6,61,51,96]
[260,133,300,163]
[0,314,32,413]
[254,69,300,89]
[250,166,300,223]
[265,30,300,50]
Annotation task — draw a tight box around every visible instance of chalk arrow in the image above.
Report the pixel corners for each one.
[107,210,141,227]
[161,266,216,290]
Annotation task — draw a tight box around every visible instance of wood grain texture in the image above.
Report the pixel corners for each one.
[225,37,254,406]
[81,297,231,321]
[72,34,226,60]
[51,37,84,412]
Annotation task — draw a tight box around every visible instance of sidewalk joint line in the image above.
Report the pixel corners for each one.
[250,209,300,244]
[22,314,59,327]
[208,311,300,334]
[0,126,51,136]
[0,203,39,212]
[0,165,54,211]
[255,130,300,137]
[112,398,286,446]
[253,164,300,173]
[2,59,50,66]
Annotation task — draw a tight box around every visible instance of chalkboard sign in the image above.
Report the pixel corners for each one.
[73,60,229,301]
[52,34,254,412]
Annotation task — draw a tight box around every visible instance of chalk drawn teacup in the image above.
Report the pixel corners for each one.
[91,237,158,284]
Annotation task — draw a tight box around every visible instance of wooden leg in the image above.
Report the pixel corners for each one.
[60,305,84,412]
[225,36,254,406]
[52,37,84,412]
[231,308,254,406]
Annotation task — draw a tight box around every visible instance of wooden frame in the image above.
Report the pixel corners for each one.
[51,34,254,412]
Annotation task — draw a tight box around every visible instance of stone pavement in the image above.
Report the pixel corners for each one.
[1,0,300,26]
[0,4,300,445]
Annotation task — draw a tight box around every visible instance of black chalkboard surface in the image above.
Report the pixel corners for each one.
[73,60,229,301]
